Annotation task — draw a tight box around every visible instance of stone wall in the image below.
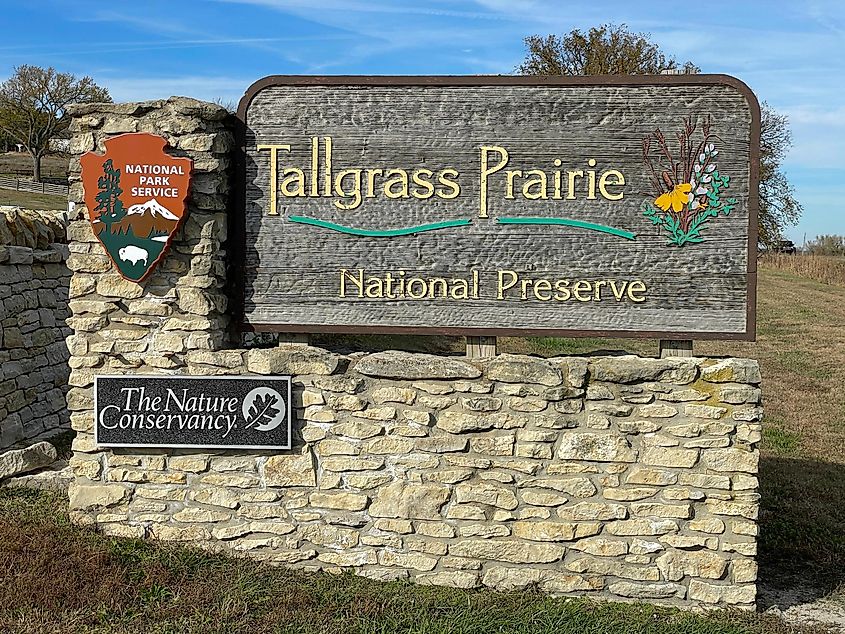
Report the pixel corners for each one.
[68,346,761,608]
[0,208,71,448]
[64,98,762,610]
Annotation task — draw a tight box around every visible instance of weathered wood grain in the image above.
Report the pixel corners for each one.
[240,78,757,338]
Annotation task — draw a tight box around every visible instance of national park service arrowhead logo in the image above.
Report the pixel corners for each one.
[81,133,192,282]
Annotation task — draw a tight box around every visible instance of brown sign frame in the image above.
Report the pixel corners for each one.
[234,74,759,341]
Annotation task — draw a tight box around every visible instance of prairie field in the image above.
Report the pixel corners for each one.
[0,151,69,182]
[0,258,843,633]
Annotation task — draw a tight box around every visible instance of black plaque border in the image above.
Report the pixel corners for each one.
[94,374,293,451]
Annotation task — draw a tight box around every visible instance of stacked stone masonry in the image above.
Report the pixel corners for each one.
[0,208,70,448]
[65,98,761,610]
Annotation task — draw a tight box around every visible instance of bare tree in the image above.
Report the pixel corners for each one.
[0,65,110,182]
[516,24,801,246]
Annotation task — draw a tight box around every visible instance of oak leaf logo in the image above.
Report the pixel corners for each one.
[242,387,286,432]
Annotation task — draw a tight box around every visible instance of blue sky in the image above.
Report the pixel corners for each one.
[1,0,841,243]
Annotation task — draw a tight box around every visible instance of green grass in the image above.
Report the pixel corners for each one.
[774,350,833,382]
[0,188,67,210]
[0,489,828,634]
[762,424,801,455]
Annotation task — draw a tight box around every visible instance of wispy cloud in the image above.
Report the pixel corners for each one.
[100,75,251,104]
[215,0,515,21]
[0,36,355,61]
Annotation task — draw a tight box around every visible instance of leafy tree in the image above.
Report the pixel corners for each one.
[806,235,845,256]
[759,104,802,246]
[516,23,800,246]
[0,65,110,182]
[517,24,699,76]
[94,158,125,228]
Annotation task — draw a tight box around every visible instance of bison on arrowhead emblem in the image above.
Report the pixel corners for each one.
[80,133,192,282]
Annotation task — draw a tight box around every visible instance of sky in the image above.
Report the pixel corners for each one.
[0,0,841,243]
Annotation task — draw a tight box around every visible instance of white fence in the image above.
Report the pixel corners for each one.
[0,175,68,197]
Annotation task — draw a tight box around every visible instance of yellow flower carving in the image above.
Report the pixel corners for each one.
[655,183,692,213]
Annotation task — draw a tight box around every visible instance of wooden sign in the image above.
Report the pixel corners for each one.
[236,76,759,339]
[95,375,292,450]
[81,133,191,282]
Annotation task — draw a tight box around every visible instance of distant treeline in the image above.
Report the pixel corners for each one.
[804,235,845,256]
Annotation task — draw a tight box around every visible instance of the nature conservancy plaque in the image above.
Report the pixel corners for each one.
[237,75,759,339]
[95,376,292,449]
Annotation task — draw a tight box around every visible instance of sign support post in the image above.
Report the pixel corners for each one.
[466,336,497,359]
[659,339,694,358]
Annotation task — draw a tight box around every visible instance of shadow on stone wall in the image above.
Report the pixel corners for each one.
[0,208,71,449]
[757,455,845,608]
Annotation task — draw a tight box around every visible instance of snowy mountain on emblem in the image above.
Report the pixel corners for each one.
[126,198,179,220]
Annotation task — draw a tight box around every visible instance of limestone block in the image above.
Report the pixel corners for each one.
[630,503,692,519]
[352,406,396,421]
[637,403,678,418]
[372,386,416,405]
[462,396,502,412]
[469,434,514,456]
[96,275,144,299]
[0,441,57,479]
[68,483,129,510]
[320,456,384,472]
[688,580,756,605]
[482,566,545,591]
[558,502,628,521]
[608,582,685,600]
[589,356,697,384]
[571,537,629,557]
[300,524,359,549]
[247,345,342,375]
[701,448,758,473]
[365,437,414,454]
[656,550,728,581]
[454,482,518,509]
[150,524,212,542]
[557,433,636,463]
[435,410,493,434]
[378,550,438,571]
[308,491,369,511]
[641,447,699,469]
[416,570,479,588]
[487,354,562,386]
[262,448,316,487]
[521,490,567,507]
[701,359,761,384]
[191,487,240,509]
[450,539,565,563]
[317,551,377,567]
[605,519,679,536]
[332,421,382,439]
[414,436,468,453]
[354,351,480,380]
[512,521,601,542]
[370,481,450,519]
[524,477,596,497]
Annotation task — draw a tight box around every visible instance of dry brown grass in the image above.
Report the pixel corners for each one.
[0,152,69,181]
[761,254,845,287]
